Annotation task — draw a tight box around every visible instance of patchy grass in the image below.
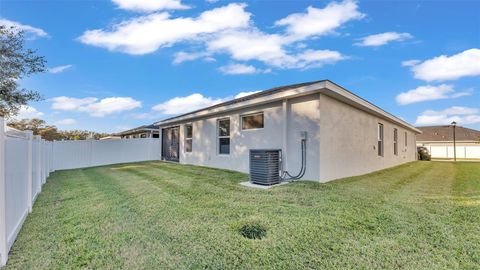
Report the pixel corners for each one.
[6,161,480,269]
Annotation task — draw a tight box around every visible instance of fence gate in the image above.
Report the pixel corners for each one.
[162,126,179,162]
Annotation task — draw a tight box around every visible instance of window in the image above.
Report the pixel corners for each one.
[241,112,264,130]
[394,128,398,155]
[140,134,147,138]
[378,123,384,156]
[184,124,192,152]
[405,132,407,147]
[218,118,230,155]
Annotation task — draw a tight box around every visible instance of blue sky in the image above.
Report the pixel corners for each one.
[2,0,479,132]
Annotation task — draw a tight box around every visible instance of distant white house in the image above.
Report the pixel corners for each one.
[116,124,159,139]
[417,125,480,160]
[155,80,421,182]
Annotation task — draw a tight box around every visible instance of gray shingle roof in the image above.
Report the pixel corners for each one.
[115,124,158,136]
[416,125,480,141]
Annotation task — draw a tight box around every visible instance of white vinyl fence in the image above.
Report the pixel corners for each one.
[52,138,160,170]
[428,145,480,159]
[0,117,160,266]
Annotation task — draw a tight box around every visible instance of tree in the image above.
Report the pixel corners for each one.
[7,118,111,141]
[7,118,62,140]
[6,118,46,134]
[0,25,46,117]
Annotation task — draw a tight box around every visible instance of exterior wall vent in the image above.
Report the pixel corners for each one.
[249,149,281,185]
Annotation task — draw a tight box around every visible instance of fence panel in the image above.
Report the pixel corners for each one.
[53,138,160,170]
[32,137,41,200]
[4,131,29,252]
[0,116,160,265]
[465,146,480,159]
[428,145,480,159]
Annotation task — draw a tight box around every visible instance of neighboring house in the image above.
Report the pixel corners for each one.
[99,136,121,140]
[417,125,480,159]
[155,80,421,182]
[116,124,159,139]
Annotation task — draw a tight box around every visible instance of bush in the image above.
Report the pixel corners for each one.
[417,147,431,161]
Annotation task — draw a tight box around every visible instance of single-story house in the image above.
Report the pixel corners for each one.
[99,136,121,140]
[417,125,480,159]
[116,124,159,139]
[155,80,421,182]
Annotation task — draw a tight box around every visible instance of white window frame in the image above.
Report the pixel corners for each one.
[240,112,264,131]
[394,128,398,156]
[184,124,193,153]
[378,123,384,157]
[217,118,230,155]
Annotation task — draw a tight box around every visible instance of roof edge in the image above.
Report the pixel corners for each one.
[155,80,420,133]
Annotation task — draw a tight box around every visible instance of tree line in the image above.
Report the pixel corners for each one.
[7,118,111,141]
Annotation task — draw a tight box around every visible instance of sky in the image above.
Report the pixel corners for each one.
[1,0,479,133]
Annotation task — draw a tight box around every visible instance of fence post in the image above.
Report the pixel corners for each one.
[42,140,45,183]
[34,135,42,192]
[41,139,46,184]
[50,141,54,172]
[0,117,8,266]
[26,131,34,213]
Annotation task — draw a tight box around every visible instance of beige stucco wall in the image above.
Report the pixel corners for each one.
[172,94,321,180]
[318,94,417,182]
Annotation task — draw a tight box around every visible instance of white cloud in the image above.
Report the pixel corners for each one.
[275,0,365,40]
[78,3,251,55]
[408,48,480,81]
[293,49,346,69]
[56,118,76,125]
[173,51,213,64]
[83,97,142,117]
[416,114,480,126]
[416,106,480,126]
[235,91,260,99]
[48,65,73,74]
[401,59,420,67]
[111,0,189,12]
[202,4,348,71]
[207,29,290,67]
[0,18,48,39]
[218,63,260,74]
[50,96,141,117]
[355,32,412,47]
[78,1,353,71]
[421,106,479,116]
[50,97,98,111]
[14,105,44,119]
[146,90,263,116]
[207,30,347,69]
[153,93,226,115]
[395,84,472,105]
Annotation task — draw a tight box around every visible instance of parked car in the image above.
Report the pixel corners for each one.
[417,146,431,161]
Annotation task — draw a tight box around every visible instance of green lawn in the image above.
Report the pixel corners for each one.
[6,161,480,269]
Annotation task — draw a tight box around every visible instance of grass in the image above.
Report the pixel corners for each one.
[6,161,480,269]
